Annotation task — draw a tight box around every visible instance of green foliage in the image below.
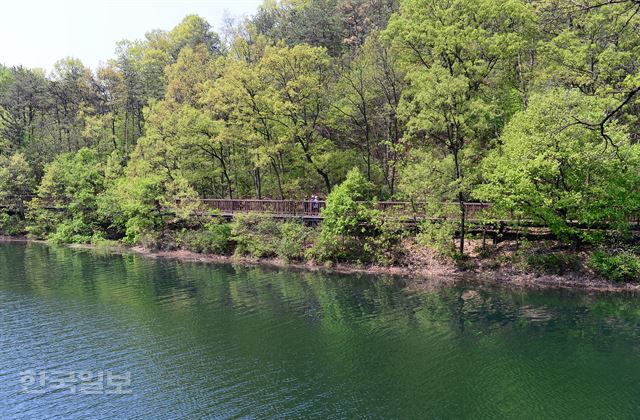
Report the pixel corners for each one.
[98,174,164,245]
[231,213,281,258]
[179,220,233,255]
[312,168,409,265]
[276,221,309,262]
[314,168,377,262]
[416,220,458,258]
[255,0,396,57]
[0,153,35,215]
[525,252,581,275]
[48,219,95,244]
[589,250,640,283]
[0,212,25,236]
[180,216,312,261]
[0,153,34,236]
[385,0,534,253]
[27,148,104,242]
[364,215,408,267]
[98,151,201,245]
[477,90,640,242]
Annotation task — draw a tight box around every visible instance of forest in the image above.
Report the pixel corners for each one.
[1,0,640,280]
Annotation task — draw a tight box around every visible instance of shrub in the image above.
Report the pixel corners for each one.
[137,230,166,251]
[89,234,119,248]
[525,252,581,275]
[313,168,377,262]
[0,212,26,236]
[48,219,94,244]
[25,203,61,239]
[98,174,166,245]
[0,153,35,219]
[416,220,458,258]
[277,221,312,262]
[364,215,408,267]
[231,213,280,258]
[589,250,640,283]
[98,160,201,245]
[27,148,105,242]
[180,221,233,255]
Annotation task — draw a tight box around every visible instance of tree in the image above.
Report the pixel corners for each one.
[0,66,50,155]
[208,55,288,199]
[535,0,640,142]
[164,44,219,107]
[254,0,344,56]
[315,167,376,260]
[0,152,35,217]
[135,101,234,199]
[49,58,98,153]
[476,89,640,244]
[98,157,201,246]
[167,14,223,58]
[330,32,407,195]
[261,44,336,193]
[94,63,127,153]
[27,148,105,242]
[253,0,398,56]
[385,0,534,253]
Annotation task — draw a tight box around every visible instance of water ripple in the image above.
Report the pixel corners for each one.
[2,242,640,418]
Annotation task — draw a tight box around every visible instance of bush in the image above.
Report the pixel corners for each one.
[0,153,35,219]
[98,163,201,245]
[589,250,640,283]
[277,221,312,262]
[138,230,167,251]
[26,201,63,239]
[0,212,26,236]
[231,213,280,258]
[525,252,581,275]
[98,174,165,245]
[416,220,458,258]
[89,234,120,248]
[180,221,233,255]
[27,148,105,242]
[364,216,408,267]
[313,168,377,262]
[48,219,94,244]
[311,168,410,265]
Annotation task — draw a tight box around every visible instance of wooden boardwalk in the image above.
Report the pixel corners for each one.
[196,199,640,226]
[0,197,492,221]
[2,197,639,232]
[199,199,492,222]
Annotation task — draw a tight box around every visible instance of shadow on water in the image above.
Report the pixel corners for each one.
[1,242,640,418]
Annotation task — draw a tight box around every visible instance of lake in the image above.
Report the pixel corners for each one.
[1,242,640,418]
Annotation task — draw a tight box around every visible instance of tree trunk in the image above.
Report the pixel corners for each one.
[254,167,261,199]
[319,169,332,195]
[458,194,465,255]
[453,148,465,255]
[271,160,285,200]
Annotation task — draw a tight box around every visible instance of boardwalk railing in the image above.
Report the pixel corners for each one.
[0,196,494,220]
[198,199,493,220]
[200,199,327,216]
[3,196,640,226]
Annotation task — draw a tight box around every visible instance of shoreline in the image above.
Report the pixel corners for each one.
[2,236,639,294]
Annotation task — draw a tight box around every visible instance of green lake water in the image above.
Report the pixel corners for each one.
[1,242,640,418]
